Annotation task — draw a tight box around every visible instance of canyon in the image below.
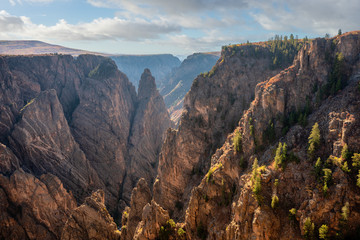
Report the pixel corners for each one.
[1,31,360,240]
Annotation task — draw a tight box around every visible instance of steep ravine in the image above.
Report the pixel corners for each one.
[0,54,171,239]
[127,31,360,240]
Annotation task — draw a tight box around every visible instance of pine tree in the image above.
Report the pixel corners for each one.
[308,123,320,160]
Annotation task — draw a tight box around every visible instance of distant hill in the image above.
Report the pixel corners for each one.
[0,40,104,56]
[160,52,220,124]
[110,54,181,88]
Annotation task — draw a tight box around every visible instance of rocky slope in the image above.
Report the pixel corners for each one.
[111,54,181,88]
[153,40,294,219]
[125,31,360,240]
[0,53,171,236]
[160,53,220,124]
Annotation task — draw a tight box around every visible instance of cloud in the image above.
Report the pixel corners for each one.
[8,0,54,5]
[0,10,25,31]
[0,11,181,41]
[250,0,360,35]
[87,0,248,14]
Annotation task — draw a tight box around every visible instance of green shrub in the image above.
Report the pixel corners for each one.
[303,217,315,239]
[357,170,360,188]
[322,168,332,196]
[274,142,287,170]
[158,219,176,240]
[308,123,320,160]
[233,131,242,153]
[341,202,350,221]
[274,179,279,188]
[341,144,351,160]
[177,228,186,239]
[323,168,332,183]
[289,208,297,221]
[352,153,360,169]
[319,224,329,240]
[341,161,350,173]
[271,195,279,209]
[253,176,263,204]
[315,157,322,178]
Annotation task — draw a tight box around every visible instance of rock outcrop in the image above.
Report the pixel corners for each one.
[10,89,100,200]
[70,58,137,206]
[61,190,121,240]
[124,69,173,201]
[0,54,171,235]
[129,31,360,240]
[133,200,170,240]
[0,170,77,240]
[154,42,292,218]
[121,178,152,240]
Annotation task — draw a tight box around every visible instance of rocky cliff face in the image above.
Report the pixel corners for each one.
[124,69,173,202]
[0,169,77,240]
[160,53,220,125]
[154,42,290,218]
[61,190,121,240]
[125,31,360,240]
[0,54,171,237]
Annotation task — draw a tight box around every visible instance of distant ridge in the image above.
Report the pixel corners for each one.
[0,40,107,56]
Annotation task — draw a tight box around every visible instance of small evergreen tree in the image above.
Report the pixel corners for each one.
[352,153,360,169]
[271,195,279,209]
[303,217,315,239]
[233,131,242,153]
[341,202,350,221]
[341,144,350,160]
[319,224,329,240]
[338,29,342,35]
[308,123,320,160]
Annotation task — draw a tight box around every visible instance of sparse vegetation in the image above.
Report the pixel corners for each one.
[341,202,350,221]
[352,153,360,169]
[303,217,315,239]
[88,58,117,79]
[274,142,287,170]
[314,157,322,179]
[289,208,297,221]
[177,228,186,239]
[20,98,36,112]
[322,168,332,196]
[319,224,329,240]
[271,195,279,209]
[308,122,320,160]
[263,119,276,144]
[206,162,222,183]
[341,144,351,160]
[251,158,263,204]
[233,131,242,153]
[158,219,176,240]
[317,52,347,100]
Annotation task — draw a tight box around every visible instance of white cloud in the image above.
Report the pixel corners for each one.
[87,0,248,14]
[250,0,360,35]
[9,0,54,5]
[0,11,181,41]
[0,10,25,31]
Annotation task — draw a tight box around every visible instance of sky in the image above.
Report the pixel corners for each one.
[0,0,359,55]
